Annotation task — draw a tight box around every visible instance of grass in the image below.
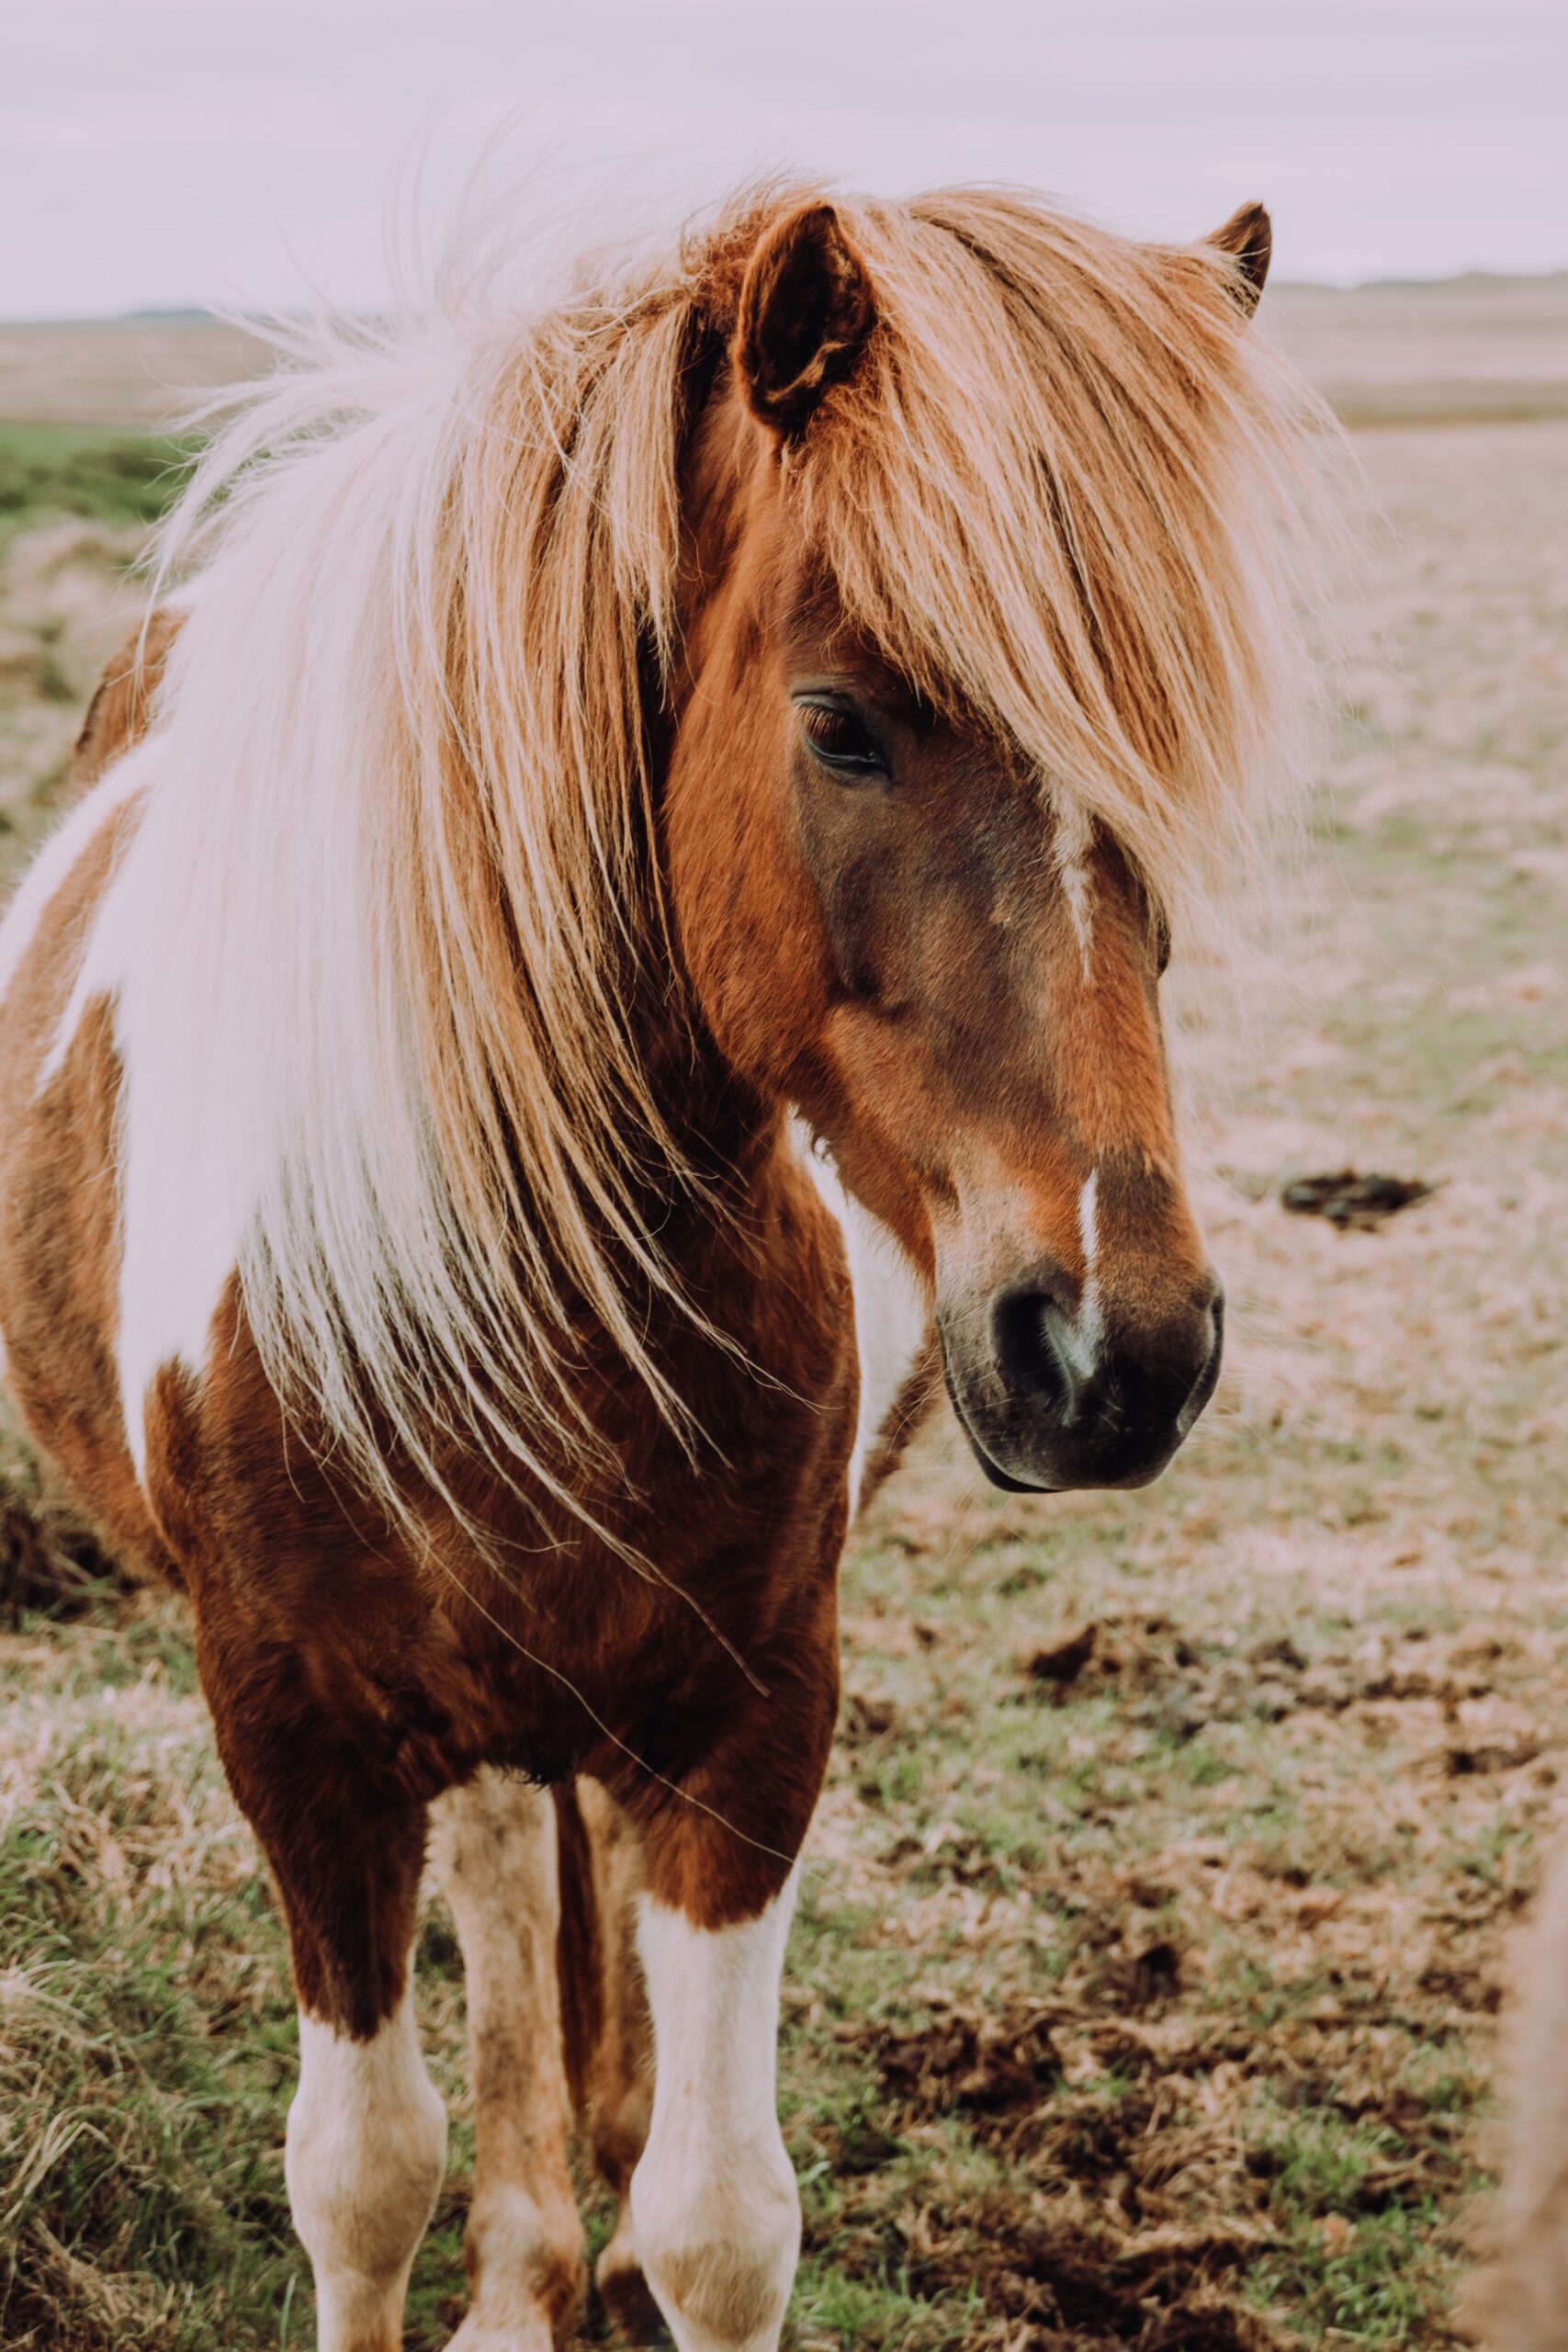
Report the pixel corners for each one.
[5,364,1568,2343]
[0,424,190,550]
[0,1596,299,2347]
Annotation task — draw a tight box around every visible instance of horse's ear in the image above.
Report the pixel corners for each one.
[734,201,876,435]
[1208,200,1271,318]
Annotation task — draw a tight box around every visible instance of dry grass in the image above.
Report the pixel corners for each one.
[3,300,1567,2346]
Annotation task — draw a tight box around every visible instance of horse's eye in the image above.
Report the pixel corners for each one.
[1153,906,1172,977]
[798,700,887,778]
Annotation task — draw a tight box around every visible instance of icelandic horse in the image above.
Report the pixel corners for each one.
[0,185,1325,2349]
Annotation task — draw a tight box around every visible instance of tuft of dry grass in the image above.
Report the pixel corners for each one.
[0,1406,126,1621]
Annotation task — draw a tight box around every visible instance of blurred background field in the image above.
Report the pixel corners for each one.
[2,279,1566,2349]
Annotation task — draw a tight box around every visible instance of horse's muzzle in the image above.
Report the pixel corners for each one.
[938,1265,1224,1494]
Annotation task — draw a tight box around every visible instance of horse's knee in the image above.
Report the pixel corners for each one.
[630,2144,800,2352]
[286,1994,447,2352]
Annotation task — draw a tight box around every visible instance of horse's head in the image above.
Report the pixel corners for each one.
[666,193,1293,1494]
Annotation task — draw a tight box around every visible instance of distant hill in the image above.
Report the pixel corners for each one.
[3,273,1568,431]
[1263,272,1568,424]
[118,306,221,325]
[0,318,270,428]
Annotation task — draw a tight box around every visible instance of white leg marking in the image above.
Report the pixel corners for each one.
[630,1875,801,2352]
[797,1132,929,1513]
[428,1773,585,2350]
[286,1990,447,2352]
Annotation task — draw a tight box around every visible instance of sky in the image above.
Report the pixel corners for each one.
[5,0,1567,320]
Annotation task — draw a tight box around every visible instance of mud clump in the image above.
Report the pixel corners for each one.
[1280,1168,1436,1230]
[864,1998,1064,2121]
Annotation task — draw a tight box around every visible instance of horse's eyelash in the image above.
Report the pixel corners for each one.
[800,705,882,764]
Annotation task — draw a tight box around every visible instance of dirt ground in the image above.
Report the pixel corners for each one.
[1,294,1566,2348]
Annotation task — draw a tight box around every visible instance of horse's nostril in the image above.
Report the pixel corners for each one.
[1178,1284,1225,1432]
[947,1260,1228,1494]
[991,1282,1085,1423]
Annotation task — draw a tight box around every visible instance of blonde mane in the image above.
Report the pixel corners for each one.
[73,182,1335,1548]
[795,189,1335,919]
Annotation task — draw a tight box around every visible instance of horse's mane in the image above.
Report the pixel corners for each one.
[79,181,1335,1545]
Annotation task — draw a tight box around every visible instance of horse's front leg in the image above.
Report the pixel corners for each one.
[621,1587,839,2352]
[632,1871,803,2352]
[564,1776,657,2333]
[428,1770,585,2349]
[288,1968,449,2352]
[197,1633,448,2352]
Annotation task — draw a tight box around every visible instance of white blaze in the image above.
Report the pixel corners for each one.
[1056,1165,1104,1383]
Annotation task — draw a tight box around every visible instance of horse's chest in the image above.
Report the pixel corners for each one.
[131,1247,856,1787]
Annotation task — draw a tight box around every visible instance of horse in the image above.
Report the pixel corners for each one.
[1464,1827,1568,2350]
[0,182,1326,2352]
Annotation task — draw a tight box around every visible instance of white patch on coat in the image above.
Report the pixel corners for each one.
[51,870,246,1476]
[38,720,254,1476]
[0,745,148,1017]
[6,593,241,1477]
[286,1988,447,2352]
[1053,791,1095,978]
[108,994,245,1477]
[631,1876,801,2352]
[796,1129,928,1515]
[0,747,148,1413]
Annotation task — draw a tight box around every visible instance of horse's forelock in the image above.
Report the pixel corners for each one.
[776,187,1341,946]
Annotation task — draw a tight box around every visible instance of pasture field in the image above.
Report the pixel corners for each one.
[2,292,1567,2349]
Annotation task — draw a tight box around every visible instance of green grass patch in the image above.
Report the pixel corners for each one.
[0,423,192,545]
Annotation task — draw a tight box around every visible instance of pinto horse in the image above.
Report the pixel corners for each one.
[0,185,1324,2351]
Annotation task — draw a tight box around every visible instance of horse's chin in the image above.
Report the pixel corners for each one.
[939,1349,1056,1494]
[968,1444,1054,1496]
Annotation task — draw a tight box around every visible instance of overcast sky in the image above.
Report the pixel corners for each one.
[6,0,1567,319]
